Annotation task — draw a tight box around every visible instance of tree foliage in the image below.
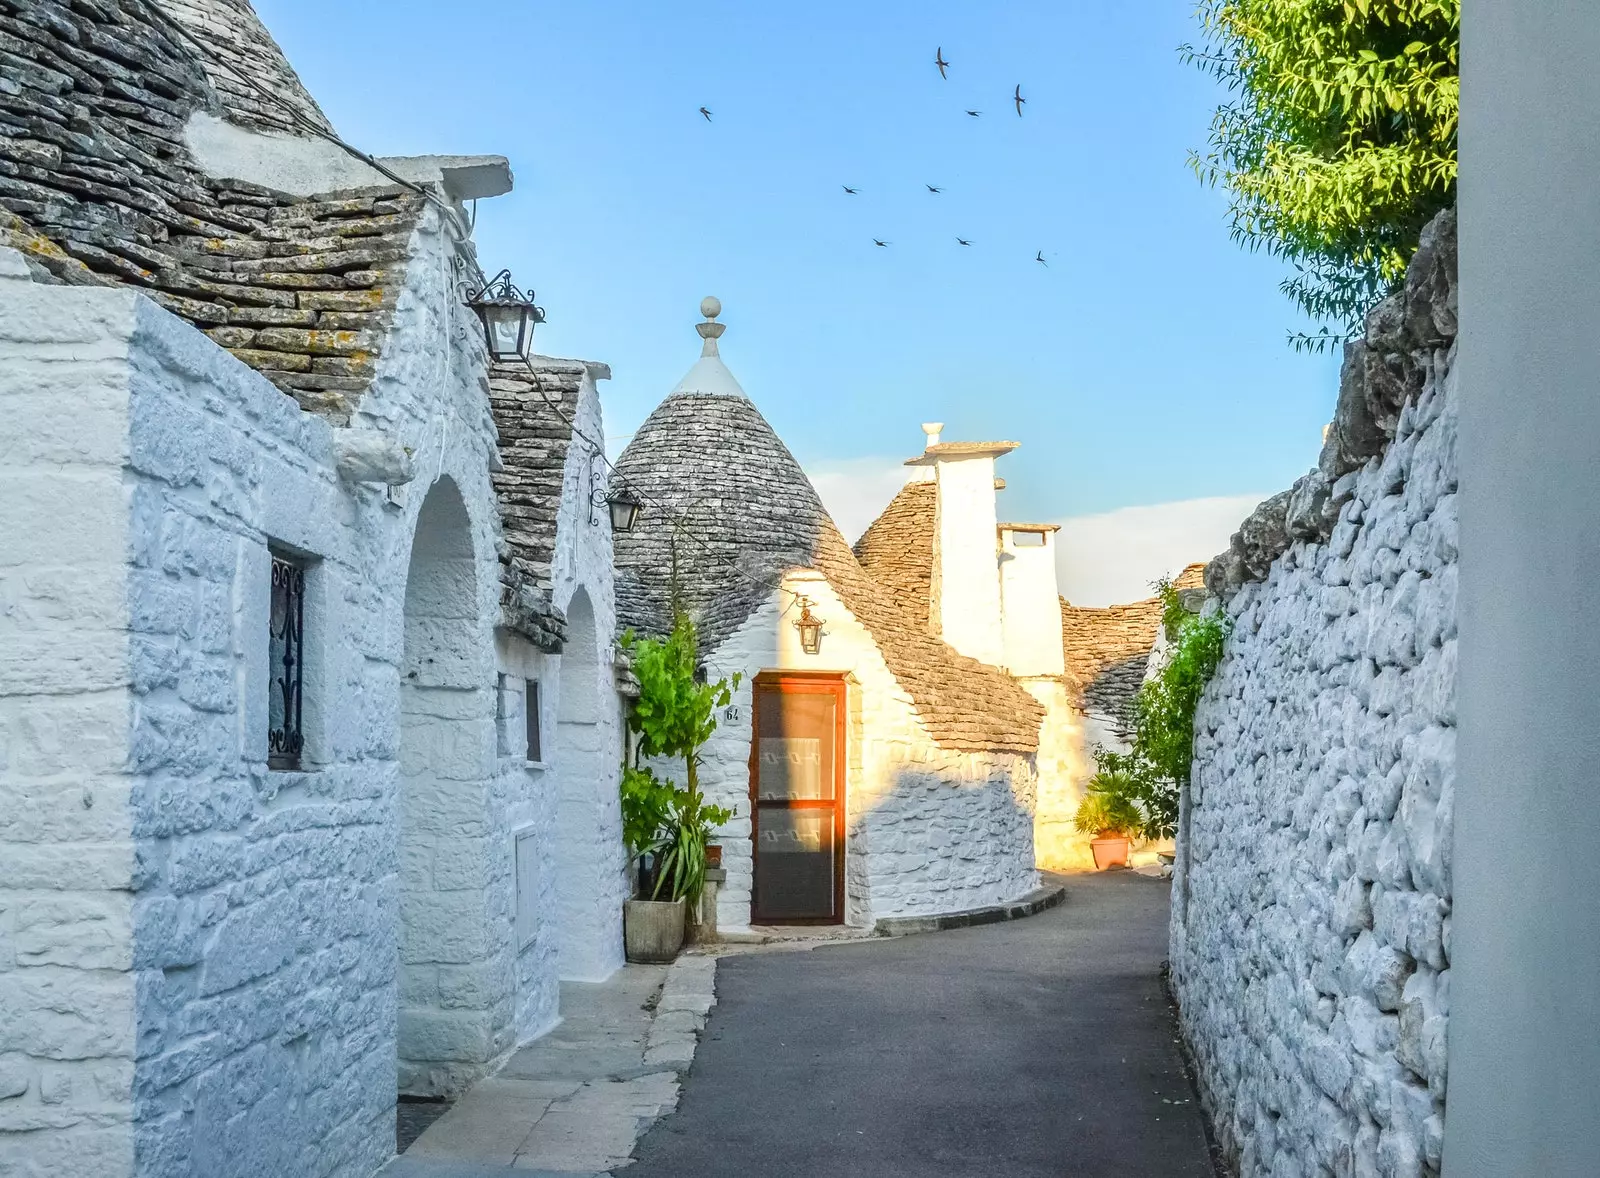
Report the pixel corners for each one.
[618,613,736,904]
[1185,0,1459,345]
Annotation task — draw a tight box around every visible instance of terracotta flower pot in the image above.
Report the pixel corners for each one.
[624,897,686,963]
[1090,835,1131,871]
[705,844,723,868]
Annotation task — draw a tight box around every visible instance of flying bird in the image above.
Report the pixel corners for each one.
[926,184,943,194]
[1035,250,1048,267]
[1014,85,1026,116]
[842,185,859,194]
[935,47,949,79]
[965,109,982,118]
[699,106,712,121]
[956,237,973,246]
[873,239,891,248]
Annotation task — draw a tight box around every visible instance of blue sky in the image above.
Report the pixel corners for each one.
[256,0,1337,595]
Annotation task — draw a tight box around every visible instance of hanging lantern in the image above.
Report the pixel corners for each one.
[589,479,644,532]
[465,269,545,361]
[607,485,644,533]
[794,598,825,655]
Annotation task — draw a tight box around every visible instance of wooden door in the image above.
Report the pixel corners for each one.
[749,673,846,924]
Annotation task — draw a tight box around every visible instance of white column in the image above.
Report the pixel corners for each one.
[1448,5,1600,1172]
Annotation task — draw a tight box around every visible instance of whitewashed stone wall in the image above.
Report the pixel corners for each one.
[1170,346,1457,1177]
[679,572,1038,931]
[0,194,602,1176]
[1,256,142,1178]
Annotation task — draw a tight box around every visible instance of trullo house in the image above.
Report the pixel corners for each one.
[0,1,627,1175]
[613,300,1053,929]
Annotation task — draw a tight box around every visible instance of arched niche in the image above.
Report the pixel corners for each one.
[397,477,500,1095]
[550,586,623,980]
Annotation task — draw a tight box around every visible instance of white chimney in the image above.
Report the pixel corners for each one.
[999,526,1065,676]
[906,435,1018,667]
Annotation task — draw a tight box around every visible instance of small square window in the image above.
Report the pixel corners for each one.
[1011,530,1047,548]
[525,680,542,763]
[267,550,308,771]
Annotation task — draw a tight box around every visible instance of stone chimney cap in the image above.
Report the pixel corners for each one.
[905,440,1021,467]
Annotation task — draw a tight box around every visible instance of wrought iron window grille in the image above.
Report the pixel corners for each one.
[268,552,307,771]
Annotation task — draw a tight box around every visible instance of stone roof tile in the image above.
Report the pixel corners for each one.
[853,480,935,633]
[151,0,333,135]
[488,359,590,651]
[0,0,426,424]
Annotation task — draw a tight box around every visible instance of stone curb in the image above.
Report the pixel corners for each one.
[872,882,1066,937]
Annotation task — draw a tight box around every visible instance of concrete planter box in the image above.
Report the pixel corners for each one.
[624,898,686,963]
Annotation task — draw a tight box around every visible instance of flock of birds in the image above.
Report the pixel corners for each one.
[699,47,1050,267]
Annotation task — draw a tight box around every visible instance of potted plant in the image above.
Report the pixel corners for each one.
[1074,752,1146,870]
[619,612,739,961]
[621,764,684,962]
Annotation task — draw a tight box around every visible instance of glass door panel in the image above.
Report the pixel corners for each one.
[751,677,844,923]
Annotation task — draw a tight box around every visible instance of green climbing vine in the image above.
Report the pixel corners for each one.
[1077,580,1232,841]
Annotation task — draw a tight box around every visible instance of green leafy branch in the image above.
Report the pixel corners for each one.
[1077,580,1231,841]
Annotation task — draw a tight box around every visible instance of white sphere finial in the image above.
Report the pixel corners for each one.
[922,422,944,447]
[695,296,726,353]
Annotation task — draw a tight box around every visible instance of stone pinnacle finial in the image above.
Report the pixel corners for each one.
[922,422,944,448]
[696,295,726,356]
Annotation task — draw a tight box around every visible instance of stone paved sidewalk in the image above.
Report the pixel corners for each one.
[383,954,718,1176]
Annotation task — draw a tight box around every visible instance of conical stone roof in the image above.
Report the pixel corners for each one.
[155,0,334,135]
[612,302,1043,753]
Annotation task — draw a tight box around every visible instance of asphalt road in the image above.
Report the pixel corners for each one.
[628,871,1217,1178]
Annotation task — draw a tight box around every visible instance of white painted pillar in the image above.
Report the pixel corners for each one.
[1448,5,1600,1172]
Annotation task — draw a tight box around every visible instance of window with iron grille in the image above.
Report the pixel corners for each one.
[268,551,307,770]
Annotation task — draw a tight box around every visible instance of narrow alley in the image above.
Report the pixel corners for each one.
[629,873,1216,1178]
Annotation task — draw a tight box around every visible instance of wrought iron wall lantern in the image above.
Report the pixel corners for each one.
[589,476,644,532]
[606,485,644,532]
[465,269,545,362]
[794,597,825,655]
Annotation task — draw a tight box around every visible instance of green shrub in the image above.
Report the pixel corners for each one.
[1088,581,1231,841]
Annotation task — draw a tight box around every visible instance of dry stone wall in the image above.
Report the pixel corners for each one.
[1170,209,1457,1178]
